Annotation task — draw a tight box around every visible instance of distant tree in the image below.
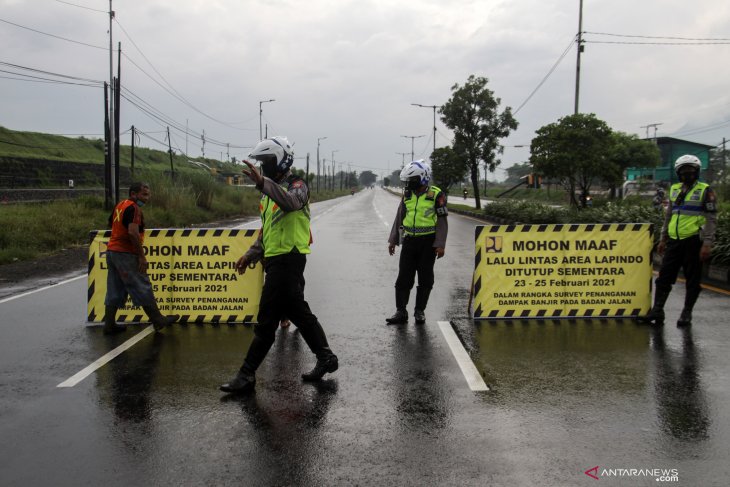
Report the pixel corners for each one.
[604,132,661,198]
[708,146,729,185]
[439,75,518,209]
[383,177,390,187]
[359,170,377,187]
[390,169,403,187]
[530,113,613,207]
[346,170,358,187]
[430,146,467,193]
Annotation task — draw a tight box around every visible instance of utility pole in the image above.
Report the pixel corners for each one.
[396,152,409,169]
[331,150,339,191]
[114,42,121,203]
[411,103,439,156]
[305,153,310,186]
[201,130,206,158]
[108,0,116,204]
[259,99,275,140]
[103,82,111,209]
[401,135,425,162]
[640,123,663,140]
[317,136,327,192]
[574,0,584,114]
[130,125,135,178]
[166,126,174,177]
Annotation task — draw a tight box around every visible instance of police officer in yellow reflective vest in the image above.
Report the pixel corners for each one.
[387,160,448,325]
[220,137,338,394]
[640,154,718,327]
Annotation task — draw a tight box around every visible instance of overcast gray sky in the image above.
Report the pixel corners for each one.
[2,0,730,181]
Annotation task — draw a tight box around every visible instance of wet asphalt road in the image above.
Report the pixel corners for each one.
[1,188,730,486]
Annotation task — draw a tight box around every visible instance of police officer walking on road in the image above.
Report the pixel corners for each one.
[639,155,718,327]
[386,160,448,325]
[103,182,180,335]
[220,137,339,394]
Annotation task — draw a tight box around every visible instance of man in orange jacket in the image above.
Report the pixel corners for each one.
[103,182,179,334]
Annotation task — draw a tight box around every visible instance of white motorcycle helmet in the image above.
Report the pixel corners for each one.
[249,136,294,179]
[400,159,431,187]
[674,154,701,183]
[674,154,701,174]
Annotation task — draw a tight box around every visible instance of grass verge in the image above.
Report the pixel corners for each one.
[0,172,354,265]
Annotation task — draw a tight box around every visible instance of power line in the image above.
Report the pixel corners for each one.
[121,87,252,150]
[1,16,255,134]
[585,40,730,46]
[54,0,107,13]
[584,31,730,42]
[114,18,251,130]
[0,17,106,50]
[0,60,103,84]
[513,36,576,115]
[668,119,730,138]
[0,73,99,87]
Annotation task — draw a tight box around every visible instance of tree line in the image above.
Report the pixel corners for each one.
[412,75,670,208]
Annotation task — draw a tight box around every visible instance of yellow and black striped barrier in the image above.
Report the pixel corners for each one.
[88,228,263,324]
[472,223,653,319]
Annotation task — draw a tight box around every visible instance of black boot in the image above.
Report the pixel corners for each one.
[143,305,180,332]
[219,366,256,394]
[677,308,692,327]
[415,286,431,312]
[387,287,410,324]
[414,308,426,324]
[638,289,670,325]
[414,286,430,324]
[103,305,127,335]
[302,351,338,381]
[677,291,699,327]
[386,309,408,324]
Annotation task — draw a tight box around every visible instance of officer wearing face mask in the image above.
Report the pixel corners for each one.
[103,182,180,334]
[639,154,717,327]
[386,160,448,325]
[220,136,338,394]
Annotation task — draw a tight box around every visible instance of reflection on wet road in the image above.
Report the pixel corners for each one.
[1,189,729,485]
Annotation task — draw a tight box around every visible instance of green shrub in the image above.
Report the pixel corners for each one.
[480,198,730,265]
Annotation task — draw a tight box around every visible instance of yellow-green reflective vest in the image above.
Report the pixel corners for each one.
[402,185,442,236]
[259,190,311,258]
[668,181,708,240]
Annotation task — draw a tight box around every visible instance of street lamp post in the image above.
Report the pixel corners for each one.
[396,152,409,170]
[259,99,275,140]
[317,136,327,192]
[331,150,339,190]
[411,103,439,156]
[401,135,425,162]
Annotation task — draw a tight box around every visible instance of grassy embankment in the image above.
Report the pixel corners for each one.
[0,127,351,264]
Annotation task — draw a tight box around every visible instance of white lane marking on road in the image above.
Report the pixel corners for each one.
[57,327,155,388]
[372,193,391,228]
[312,205,337,222]
[437,320,489,391]
[0,274,86,305]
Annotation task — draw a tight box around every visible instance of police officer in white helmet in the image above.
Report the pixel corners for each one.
[386,160,448,325]
[639,154,718,327]
[220,137,338,394]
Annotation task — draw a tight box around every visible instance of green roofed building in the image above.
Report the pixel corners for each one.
[625,136,714,185]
